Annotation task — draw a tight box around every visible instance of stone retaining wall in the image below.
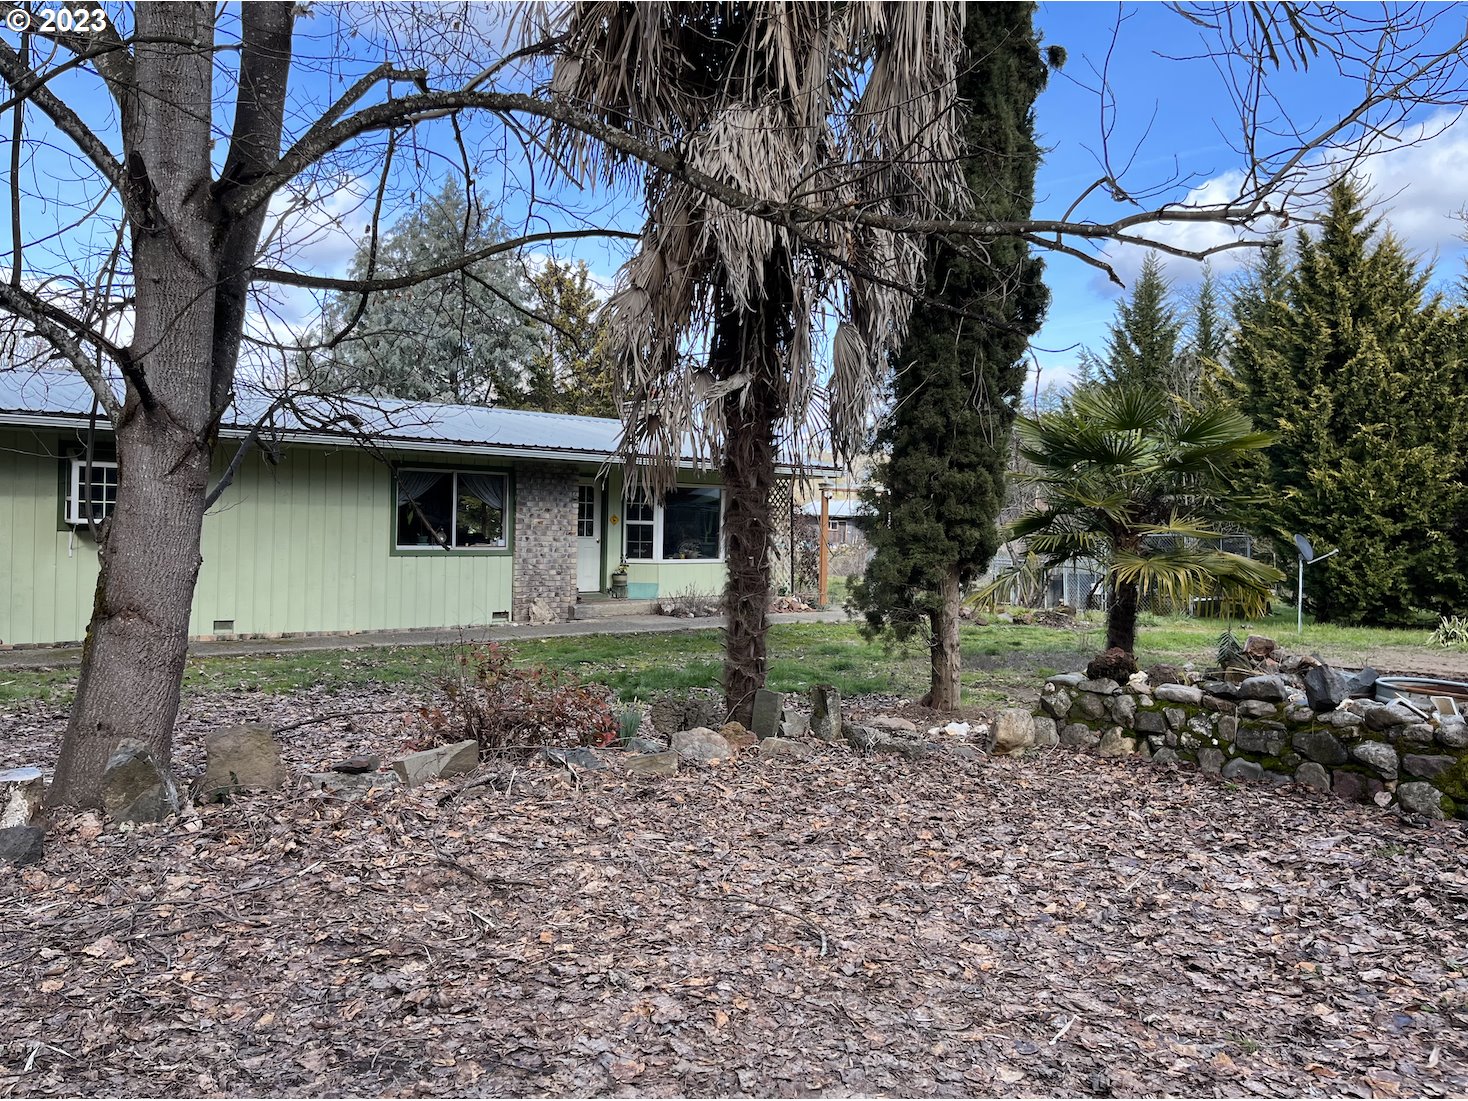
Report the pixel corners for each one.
[1033,669,1468,821]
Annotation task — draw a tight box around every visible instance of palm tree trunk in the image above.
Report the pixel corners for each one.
[1106,577,1141,655]
[925,568,963,711]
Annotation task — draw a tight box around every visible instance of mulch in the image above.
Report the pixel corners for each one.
[2,686,1466,1097]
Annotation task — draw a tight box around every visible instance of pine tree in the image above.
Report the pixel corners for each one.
[1083,253,1183,391]
[851,2,1052,711]
[321,180,541,406]
[1232,182,1468,624]
[518,259,616,417]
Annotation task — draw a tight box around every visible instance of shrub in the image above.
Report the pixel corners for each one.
[415,642,619,755]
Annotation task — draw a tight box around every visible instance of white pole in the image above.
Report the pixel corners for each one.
[1297,556,1304,634]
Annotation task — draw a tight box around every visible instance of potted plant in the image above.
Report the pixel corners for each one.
[610,561,630,599]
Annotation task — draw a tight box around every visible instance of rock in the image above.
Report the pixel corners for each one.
[0,825,44,866]
[1400,723,1436,746]
[1236,699,1281,720]
[845,724,882,751]
[946,744,987,762]
[1085,648,1138,684]
[940,721,971,739]
[1127,671,1150,691]
[649,695,686,739]
[877,737,933,760]
[101,741,179,823]
[1395,781,1447,820]
[624,736,665,754]
[1164,707,1187,731]
[718,722,757,752]
[1403,754,1455,781]
[1438,716,1468,748]
[1244,634,1277,660]
[1302,665,1350,712]
[0,767,45,830]
[1360,702,1411,732]
[1045,673,1086,689]
[1234,723,1287,756]
[1350,740,1398,779]
[1216,715,1238,742]
[526,597,559,625]
[1151,747,1180,766]
[992,710,1036,756]
[1135,710,1167,735]
[1238,675,1289,702]
[779,712,810,740]
[1068,693,1106,721]
[1345,667,1378,699]
[1097,728,1136,758]
[1060,723,1100,749]
[1146,663,1185,686]
[1107,693,1138,726]
[625,750,679,777]
[392,740,479,789]
[202,724,286,800]
[1031,716,1059,748]
[1221,757,1263,782]
[307,772,399,800]
[750,689,785,739]
[1292,728,1347,767]
[1197,747,1225,775]
[1197,679,1241,700]
[1294,762,1330,792]
[539,746,607,770]
[868,715,919,734]
[758,737,813,760]
[331,754,381,775]
[1076,677,1123,695]
[1332,770,1371,803]
[1155,684,1203,706]
[810,685,842,742]
[1319,709,1364,729]
[1040,688,1073,721]
[1200,695,1237,715]
[1286,705,1315,723]
[671,727,732,762]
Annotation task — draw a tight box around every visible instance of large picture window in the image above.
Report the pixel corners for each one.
[66,458,119,525]
[622,486,722,561]
[396,469,508,549]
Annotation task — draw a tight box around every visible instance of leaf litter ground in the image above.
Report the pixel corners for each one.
[2,685,1466,1097]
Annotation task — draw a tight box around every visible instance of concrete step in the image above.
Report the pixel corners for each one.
[572,599,661,620]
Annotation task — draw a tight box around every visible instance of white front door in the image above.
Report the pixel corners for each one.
[576,483,602,591]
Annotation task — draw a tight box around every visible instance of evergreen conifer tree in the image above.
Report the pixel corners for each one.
[1232,182,1468,624]
[851,2,1051,710]
[1080,253,1183,391]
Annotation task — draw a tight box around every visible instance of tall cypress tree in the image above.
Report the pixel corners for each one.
[1232,182,1468,624]
[851,2,1052,710]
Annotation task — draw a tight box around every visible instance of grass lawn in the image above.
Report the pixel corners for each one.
[0,606,1452,710]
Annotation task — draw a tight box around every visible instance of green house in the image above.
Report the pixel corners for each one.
[0,372,788,648]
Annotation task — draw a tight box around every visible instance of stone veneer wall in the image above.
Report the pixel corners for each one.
[1033,670,1468,821]
[511,463,578,624]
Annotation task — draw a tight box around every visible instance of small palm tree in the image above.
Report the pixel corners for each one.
[981,385,1284,656]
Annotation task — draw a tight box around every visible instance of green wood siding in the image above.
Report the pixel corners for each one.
[1,429,515,645]
[605,465,727,599]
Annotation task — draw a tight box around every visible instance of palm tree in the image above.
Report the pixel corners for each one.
[983,385,1284,655]
[546,4,965,721]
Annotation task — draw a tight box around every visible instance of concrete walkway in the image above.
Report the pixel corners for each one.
[0,608,854,671]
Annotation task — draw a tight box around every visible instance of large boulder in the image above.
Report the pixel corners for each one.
[992,710,1036,756]
[202,724,286,801]
[101,741,179,824]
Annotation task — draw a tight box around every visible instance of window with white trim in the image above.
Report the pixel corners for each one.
[622,486,723,561]
[396,469,508,549]
[66,458,119,525]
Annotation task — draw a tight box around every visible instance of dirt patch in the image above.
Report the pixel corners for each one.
[2,690,1466,1097]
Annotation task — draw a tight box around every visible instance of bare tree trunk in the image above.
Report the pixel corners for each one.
[48,3,221,808]
[925,568,963,712]
[1106,577,1141,655]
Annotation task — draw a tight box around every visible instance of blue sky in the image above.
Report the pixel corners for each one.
[5,2,1467,394]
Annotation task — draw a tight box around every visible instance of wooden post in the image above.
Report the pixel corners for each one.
[818,482,832,606]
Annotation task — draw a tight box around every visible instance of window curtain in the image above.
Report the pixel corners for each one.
[396,470,443,505]
[459,472,505,511]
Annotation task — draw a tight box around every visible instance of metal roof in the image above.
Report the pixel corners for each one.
[0,370,828,471]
